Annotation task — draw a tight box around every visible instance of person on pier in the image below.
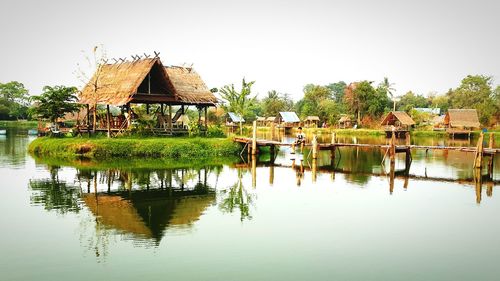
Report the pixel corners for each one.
[295,126,305,145]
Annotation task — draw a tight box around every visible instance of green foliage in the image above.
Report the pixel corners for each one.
[430,92,450,113]
[409,109,432,125]
[397,91,430,112]
[28,137,240,160]
[219,78,257,120]
[326,81,347,103]
[448,75,498,125]
[346,81,389,124]
[260,90,294,117]
[31,85,80,122]
[0,81,30,120]
[296,84,333,120]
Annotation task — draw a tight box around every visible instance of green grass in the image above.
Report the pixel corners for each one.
[29,136,241,160]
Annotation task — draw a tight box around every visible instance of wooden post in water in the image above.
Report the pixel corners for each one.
[86,104,91,137]
[312,158,317,183]
[270,145,275,164]
[269,164,274,185]
[405,131,411,146]
[331,132,336,144]
[330,132,336,166]
[251,155,257,188]
[252,121,257,155]
[271,121,275,140]
[106,105,111,138]
[312,135,318,159]
[489,133,494,149]
[473,132,484,168]
[390,128,396,164]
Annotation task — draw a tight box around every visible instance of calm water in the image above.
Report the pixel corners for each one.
[1,127,499,281]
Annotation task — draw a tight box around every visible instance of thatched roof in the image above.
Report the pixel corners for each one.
[444,109,480,128]
[256,116,266,122]
[78,58,217,106]
[305,116,320,121]
[338,116,351,123]
[266,117,276,122]
[381,111,416,126]
[165,66,218,105]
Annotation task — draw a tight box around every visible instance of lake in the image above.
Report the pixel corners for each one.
[1,126,499,281]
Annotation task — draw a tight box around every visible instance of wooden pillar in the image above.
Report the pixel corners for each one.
[168,105,172,130]
[474,132,484,168]
[252,121,257,155]
[331,132,336,144]
[312,135,318,159]
[330,146,336,167]
[405,131,411,146]
[86,104,91,137]
[270,145,275,164]
[312,158,317,183]
[160,104,164,115]
[389,160,395,194]
[269,164,274,185]
[204,106,208,130]
[390,128,396,164]
[251,155,257,188]
[489,133,494,149]
[271,121,275,140]
[146,104,150,114]
[474,167,482,204]
[106,105,111,138]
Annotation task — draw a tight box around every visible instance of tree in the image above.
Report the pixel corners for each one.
[219,78,257,133]
[380,77,396,110]
[448,75,498,125]
[261,90,294,117]
[326,81,347,103]
[0,81,30,120]
[296,84,331,119]
[397,91,429,112]
[31,85,80,123]
[344,81,387,125]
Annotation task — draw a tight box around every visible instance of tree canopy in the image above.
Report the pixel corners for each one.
[31,85,80,122]
[0,81,30,120]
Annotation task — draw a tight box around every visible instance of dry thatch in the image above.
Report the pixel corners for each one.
[444,109,480,128]
[256,116,266,122]
[381,111,416,126]
[338,116,351,123]
[305,116,320,121]
[78,58,217,106]
[165,66,217,105]
[266,117,276,122]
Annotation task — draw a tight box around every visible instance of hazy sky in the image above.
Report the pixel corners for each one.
[1,0,499,100]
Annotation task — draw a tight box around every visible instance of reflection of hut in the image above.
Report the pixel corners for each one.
[83,191,215,243]
[256,116,266,127]
[338,115,354,129]
[266,117,276,126]
[380,111,416,138]
[444,109,480,138]
[226,112,245,127]
[304,116,320,128]
[275,112,300,129]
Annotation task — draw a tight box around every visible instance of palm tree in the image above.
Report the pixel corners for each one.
[219,78,256,134]
[381,77,397,111]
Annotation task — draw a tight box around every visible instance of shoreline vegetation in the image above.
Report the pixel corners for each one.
[28,137,241,160]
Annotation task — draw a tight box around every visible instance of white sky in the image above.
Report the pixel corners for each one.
[0,0,499,100]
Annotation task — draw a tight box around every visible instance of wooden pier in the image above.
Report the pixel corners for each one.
[235,121,498,177]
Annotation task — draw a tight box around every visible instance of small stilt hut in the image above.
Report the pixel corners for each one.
[256,116,266,127]
[275,112,300,129]
[444,109,480,138]
[78,56,217,136]
[266,117,276,126]
[304,116,320,127]
[380,111,416,138]
[338,115,354,129]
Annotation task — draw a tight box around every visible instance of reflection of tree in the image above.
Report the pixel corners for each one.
[29,165,82,214]
[219,170,255,221]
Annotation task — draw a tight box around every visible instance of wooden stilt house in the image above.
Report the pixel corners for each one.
[444,109,480,138]
[78,56,217,136]
[380,111,416,138]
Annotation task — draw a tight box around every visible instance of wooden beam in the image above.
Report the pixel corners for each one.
[106,105,111,138]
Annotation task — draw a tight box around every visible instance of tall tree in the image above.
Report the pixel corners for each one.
[219,78,257,133]
[326,81,347,103]
[261,90,294,117]
[0,81,30,120]
[397,91,430,112]
[31,85,80,123]
[380,77,396,110]
[448,75,498,125]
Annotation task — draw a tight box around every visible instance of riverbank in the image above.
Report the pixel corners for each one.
[0,120,38,128]
[29,136,241,160]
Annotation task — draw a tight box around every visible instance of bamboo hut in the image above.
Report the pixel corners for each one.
[78,56,217,136]
[266,117,276,126]
[256,116,266,127]
[338,115,355,129]
[380,111,416,138]
[304,116,320,128]
[275,112,300,129]
[444,109,480,138]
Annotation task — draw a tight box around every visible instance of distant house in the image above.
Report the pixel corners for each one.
[338,115,355,129]
[266,117,276,126]
[444,109,480,137]
[275,112,300,128]
[256,116,266,126]
[226,112,245,126]
[380,111,416,138]
[304,116,320,127]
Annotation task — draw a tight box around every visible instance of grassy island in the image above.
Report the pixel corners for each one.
[29,137,241,160]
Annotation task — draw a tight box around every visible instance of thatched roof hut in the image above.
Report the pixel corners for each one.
[78,58,217,106]
[338,115,354,129]
[381,111,416,127]
[304,116,320,127]
[444,109,480,128]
